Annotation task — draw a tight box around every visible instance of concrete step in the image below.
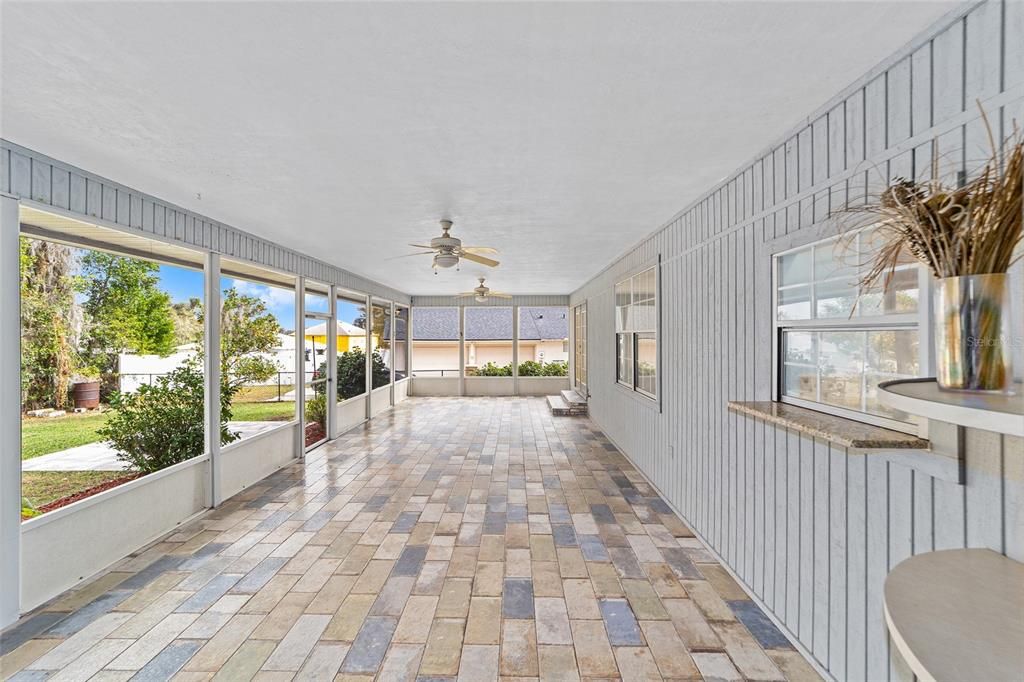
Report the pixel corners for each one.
[547,394,572,416]
[561,389,587,407]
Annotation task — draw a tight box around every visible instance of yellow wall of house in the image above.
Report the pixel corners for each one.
[305,334,375,352]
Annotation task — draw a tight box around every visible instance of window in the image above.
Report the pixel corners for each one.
[465,307,513,376]
[220,260,298,441]
[394,305,409,380]
[336,291,367,402]
[518,307,569,376]
[411,307,459,377]
[615,265,658,399]
[19,228,206,519]
[371,301,391,388]
[775,231,923,429]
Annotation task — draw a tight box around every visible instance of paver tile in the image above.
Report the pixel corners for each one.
[2,397,817,682]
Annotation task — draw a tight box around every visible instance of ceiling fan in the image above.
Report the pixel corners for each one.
[456,277,512,303]
[406,220,499,271]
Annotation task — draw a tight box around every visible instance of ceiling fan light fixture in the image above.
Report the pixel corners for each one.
[475,295,487,303]
[433,254,459,269]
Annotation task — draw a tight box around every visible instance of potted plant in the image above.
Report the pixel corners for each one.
[849,113,1021,392]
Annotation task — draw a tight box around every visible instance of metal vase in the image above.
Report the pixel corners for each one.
[934,274,1013,392]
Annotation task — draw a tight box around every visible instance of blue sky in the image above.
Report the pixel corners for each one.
[156,265,366,334]
[157,265,203,303]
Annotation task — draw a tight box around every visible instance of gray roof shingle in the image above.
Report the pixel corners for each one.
[410,306,568,341]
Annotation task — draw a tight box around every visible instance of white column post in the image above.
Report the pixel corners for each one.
[295,277,306,458]
[403,303,411,387]
[327,286,337,440]
[364,294,372,421]
[389,301,395,406]
[458,306,466,396]
[1,194,21,627]
[204,253,222,507]
[512,304,519,396]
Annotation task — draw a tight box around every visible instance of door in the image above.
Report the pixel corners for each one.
[303,310,332,451]
[573,302,587,397]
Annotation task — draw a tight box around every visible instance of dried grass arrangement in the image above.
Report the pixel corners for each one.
[840,106,1021,391]
[849,112,1021,292]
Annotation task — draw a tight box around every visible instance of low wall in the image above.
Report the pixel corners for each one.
[220,424,298,499]
[517,376,571,396]
[410,377,460,396]
[335,395,367,435]
[21,455,210,611]
[464,376,514,396]
[395,378,410,404]
[370,384,391,417]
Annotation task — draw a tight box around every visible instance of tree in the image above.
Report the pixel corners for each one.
[170,297,203,345]
[76,252,176,388]
[101,287,284,467]
[20,237,78,409]
[212,287,283,402]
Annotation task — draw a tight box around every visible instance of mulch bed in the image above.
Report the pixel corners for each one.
[29,473,143,518]
[305,422,326,447]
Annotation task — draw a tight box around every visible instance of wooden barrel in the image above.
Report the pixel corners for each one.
[72,381,101,409]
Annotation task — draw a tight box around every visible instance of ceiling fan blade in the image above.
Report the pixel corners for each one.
[455,292,477,297]
[489,292,513,298]
[460,252,499,267]
[407,243,436,249]
[461,246,499,255]
[386,251,435,261]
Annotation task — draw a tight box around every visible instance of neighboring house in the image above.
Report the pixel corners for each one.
[411,307,568,375]
[118,331,303,392]
[304,320,373,353]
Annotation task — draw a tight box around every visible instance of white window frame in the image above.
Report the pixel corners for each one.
[772,232,932,433]
[614,260,660,403]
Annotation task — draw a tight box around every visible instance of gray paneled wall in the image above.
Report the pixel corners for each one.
[0,141,410,304]
[570,2,1023,680]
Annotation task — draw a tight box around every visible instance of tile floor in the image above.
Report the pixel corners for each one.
[1,397,821,681]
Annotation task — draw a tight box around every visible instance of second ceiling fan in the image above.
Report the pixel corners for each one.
[407,220,499,271]
[457,277,512,302]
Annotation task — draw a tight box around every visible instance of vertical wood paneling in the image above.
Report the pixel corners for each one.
[567,5,1020,680]
[798,435,815,642]
[932,19,965,122]
[827,445,848,678]
[812,439,830,663]
[11,152,31,198]
[2,141,410,305]
[0,147,10,193]
[30,159,50,204]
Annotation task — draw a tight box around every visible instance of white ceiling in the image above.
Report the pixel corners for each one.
[1,1,958,295]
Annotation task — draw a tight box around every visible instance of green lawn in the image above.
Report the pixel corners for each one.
[235,385,295,402]
[21,400,298,460]
[231,401,296,422]
[21,412,109,460]
[22,470,129,508]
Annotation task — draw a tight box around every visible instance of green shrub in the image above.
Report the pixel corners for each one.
[477,362,512,376]
[517,360,543,376]
[21,498,40,519]
[99,361,236,474]
[542,361,568,376]
[517,360,568,377]
[306,393,328,428]
[318,348,390,401]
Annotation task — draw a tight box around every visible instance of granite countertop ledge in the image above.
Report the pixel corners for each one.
[728,401,930,450]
